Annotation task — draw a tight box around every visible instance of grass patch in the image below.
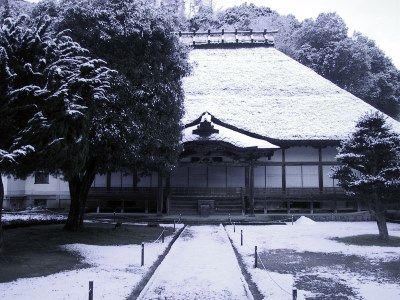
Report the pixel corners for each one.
[333,234,400,247]
[0,223,173,283]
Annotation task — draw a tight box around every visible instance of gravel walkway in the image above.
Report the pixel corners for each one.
[137,225,254,300]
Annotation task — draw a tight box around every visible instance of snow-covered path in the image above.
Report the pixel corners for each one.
[138,225,254,300]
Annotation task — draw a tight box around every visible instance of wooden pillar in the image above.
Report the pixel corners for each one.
[157,174,164,216]
[106,172,111,191]
[310,199,314,214]
[282,149,288,213]
[133,170,138,188]
[165,176,171,215]
[241,188,245,215]
[318,148,323,192]
[282,149,286,192]
[245,166,249,214]
[249,163,255,216]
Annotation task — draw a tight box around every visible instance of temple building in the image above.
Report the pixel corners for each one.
[3,31,400,215]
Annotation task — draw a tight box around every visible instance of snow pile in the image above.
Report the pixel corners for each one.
[294,216,316,225]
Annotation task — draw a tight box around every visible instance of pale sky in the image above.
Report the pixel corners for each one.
[214,0,400,69]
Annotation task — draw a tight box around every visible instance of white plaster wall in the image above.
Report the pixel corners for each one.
[93,174,107,188]
[2,175,8,196]
[285,147,319,162]
[6,176,25,196]
[24,174,69,196]
[258,149,282,162]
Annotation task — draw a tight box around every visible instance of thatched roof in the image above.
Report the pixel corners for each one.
[182,47,400,141]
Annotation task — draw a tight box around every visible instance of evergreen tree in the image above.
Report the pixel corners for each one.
[33,0,191,231]
[331,112,400,240]
[0,14,114,246]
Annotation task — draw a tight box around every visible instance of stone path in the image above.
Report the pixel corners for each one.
[137,225,254,300]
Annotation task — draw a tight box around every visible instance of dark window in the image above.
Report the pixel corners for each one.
[212,157,223,163]
[34,199,47,207]
[34,171,49,184]
[191,157,200,163]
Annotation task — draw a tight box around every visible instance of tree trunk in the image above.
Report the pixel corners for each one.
[372,191,389,240]
[0,176,4,253]
[64,160,97,232]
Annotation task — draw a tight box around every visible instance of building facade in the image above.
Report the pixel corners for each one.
[3,32,400,214]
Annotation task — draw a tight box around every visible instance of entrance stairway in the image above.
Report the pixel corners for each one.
[169,195,243,215]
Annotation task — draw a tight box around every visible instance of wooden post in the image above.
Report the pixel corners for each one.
[192,31,196,46]
[88,281,93,300]
[241,188,245,215]
[250,29,253,43]
[235,29,238,43]
[233,222,236,233]
[241,230,243,246]
[291,215,294,225]
[263,28,267,42]
[178,30,182,41]
[113,212,116,223]
[162,231,165,243]
[221,29,224,43]
[173,220,176,232]
[141,243,144,266]
[254,246,258,268]
[207,29,211,44]
[293,288,297,300]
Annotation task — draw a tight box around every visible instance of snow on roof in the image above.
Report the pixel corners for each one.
[182,113,279,149]
[182,47,400,141]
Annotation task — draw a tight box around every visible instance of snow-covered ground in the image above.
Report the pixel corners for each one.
[0,220,184,300]
[137,225,253,299]
[2,211,66,224]
[226,217,400,300]
[1,216,399,299]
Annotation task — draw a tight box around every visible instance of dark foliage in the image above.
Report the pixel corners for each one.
[331,112,400,239]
